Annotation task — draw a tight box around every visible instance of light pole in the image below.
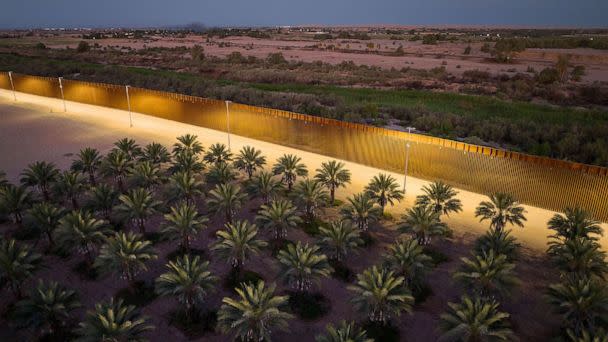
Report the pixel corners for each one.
[8,71,16,101]
[58,77,66,112]
[125,85,133,128]
[225,100,232,149]
[403,126,415,193]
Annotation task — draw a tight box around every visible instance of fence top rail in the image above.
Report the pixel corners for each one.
[2,72,607,177]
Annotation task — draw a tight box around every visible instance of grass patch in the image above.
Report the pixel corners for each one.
[362,321,400,342]
[115,280,158,307]
[223,269,264,291]
[166,247,206,261]
[72,260,99,280]
[329,259,354,282]
[287,291,331,321]
[424,246,450,265]
[168,308,217,339]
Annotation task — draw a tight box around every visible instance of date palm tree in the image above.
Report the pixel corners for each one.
[547,277,608,337]
[206,161,238,185]
[454,250,519,298]
[211,220,267,273]
[113,137,142,161]
[340,192,382,233]
[71,147,103,185]
[25,202,65,246]
[277,242,333,292]
[173,134,204,156]
[439,295,514,342]
[400,205,447,245]
[76,297,154,342]
[155,255,217,319]
[217,281,292,342]
[0,239,42,297]
[128,161,162,190]
[247,171,283,205]
[54,211,110,262]
[475,193,526,233]
[14,280,80,336]
[567,327,608,342]
[384,238,433,290]
[415,180,462,218]
[141,142,171,165]
[94,232,157,289]
[348,266,413,324]
[317,221,362,262]
[548,238,608,280]
[293,179,329,222]
[204,143,233,165]
[234,145,266,179]
[0,184,32,224]
[272,154,308,191]
[161,202,208,253]
[207,183,246,223]
[256,199,302,239]
[170,150,205,174]
[473,228,520,261]
[116,187,161,234]
[316,320,373,342]
[54,170,86,209]
[85,183,118,220]
[102,150,132,192]
[548,207,603,243]
[364,173,403,215]
[20,161,60,201]
[315,160,351,204]
[167,171,204,205]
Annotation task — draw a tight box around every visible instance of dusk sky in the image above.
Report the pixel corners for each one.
[1,0,606,28]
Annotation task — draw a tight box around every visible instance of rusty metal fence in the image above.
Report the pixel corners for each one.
[1,72,607,221]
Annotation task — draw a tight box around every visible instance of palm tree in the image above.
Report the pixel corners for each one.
[217,281,293,342]
[473,228,520,261]
[340,192,382,233]
[0,239,42,297]
[317,221,362,262]
[256,199,302,239]
[316,320,373,342]
[25,202,65,246]
[548,207,603,243]
[155,255,218,319]
[547,277,608,337]
[415,181,462,218]
[247,170,283,205]
[85,183,118,219]
[454,250,519,297]
[76,297,154,341]
[15,280,80,336]
[548,238,608,280]
[364,173,404,215]
[173,134,204,156]
[115,187,161,234]
[203,143,233,165]
[439,295,514,342]
[234,145,266,179]
[211,220,267,273]
[293,179,329,222]
[170,150,205,174]
[54,170,86,209]
[475,193,526,233]
[20,161,60,201]
[206,161,238,185]
[0,184,32,224]
[348,266,413,324]
[399,205,447,245]
[54,211,110,262]
[71,147,103,185]
[315,160,351,204]
[383,238,433,290]
[277,242,333,292]
[207,183,246,223]
[0,170,8,189]
[272,154,308,191]
[141,142,171,165]
[161,202,208,253]
[102,150,132,192]
[113,137,142,160]
[94,232,157,288]
[167,171,204,205]
[129,161,162,190]
[567,327,608,342]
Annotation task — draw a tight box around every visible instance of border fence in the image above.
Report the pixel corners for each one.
[1,72,607,221]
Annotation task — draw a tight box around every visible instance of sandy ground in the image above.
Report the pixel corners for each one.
[1,88,606,251]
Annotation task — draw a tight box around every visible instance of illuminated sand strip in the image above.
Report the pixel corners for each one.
[0,88,606,251]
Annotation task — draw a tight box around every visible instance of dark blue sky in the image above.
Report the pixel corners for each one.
[1,0,606,29]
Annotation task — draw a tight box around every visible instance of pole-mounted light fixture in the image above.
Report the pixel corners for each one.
[8,71,16,101]
[225,100,232,149]
[58,77,66,112]
[125,85,133,128]
[403,126,415,193]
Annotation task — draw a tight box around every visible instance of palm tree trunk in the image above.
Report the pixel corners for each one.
[138,219,146,234]
[71,196,79,210]
[89,172,96,186]
[330,187,335,205]
[46,229,54,246]
[183,234,190,253]
[14,211,22,224]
